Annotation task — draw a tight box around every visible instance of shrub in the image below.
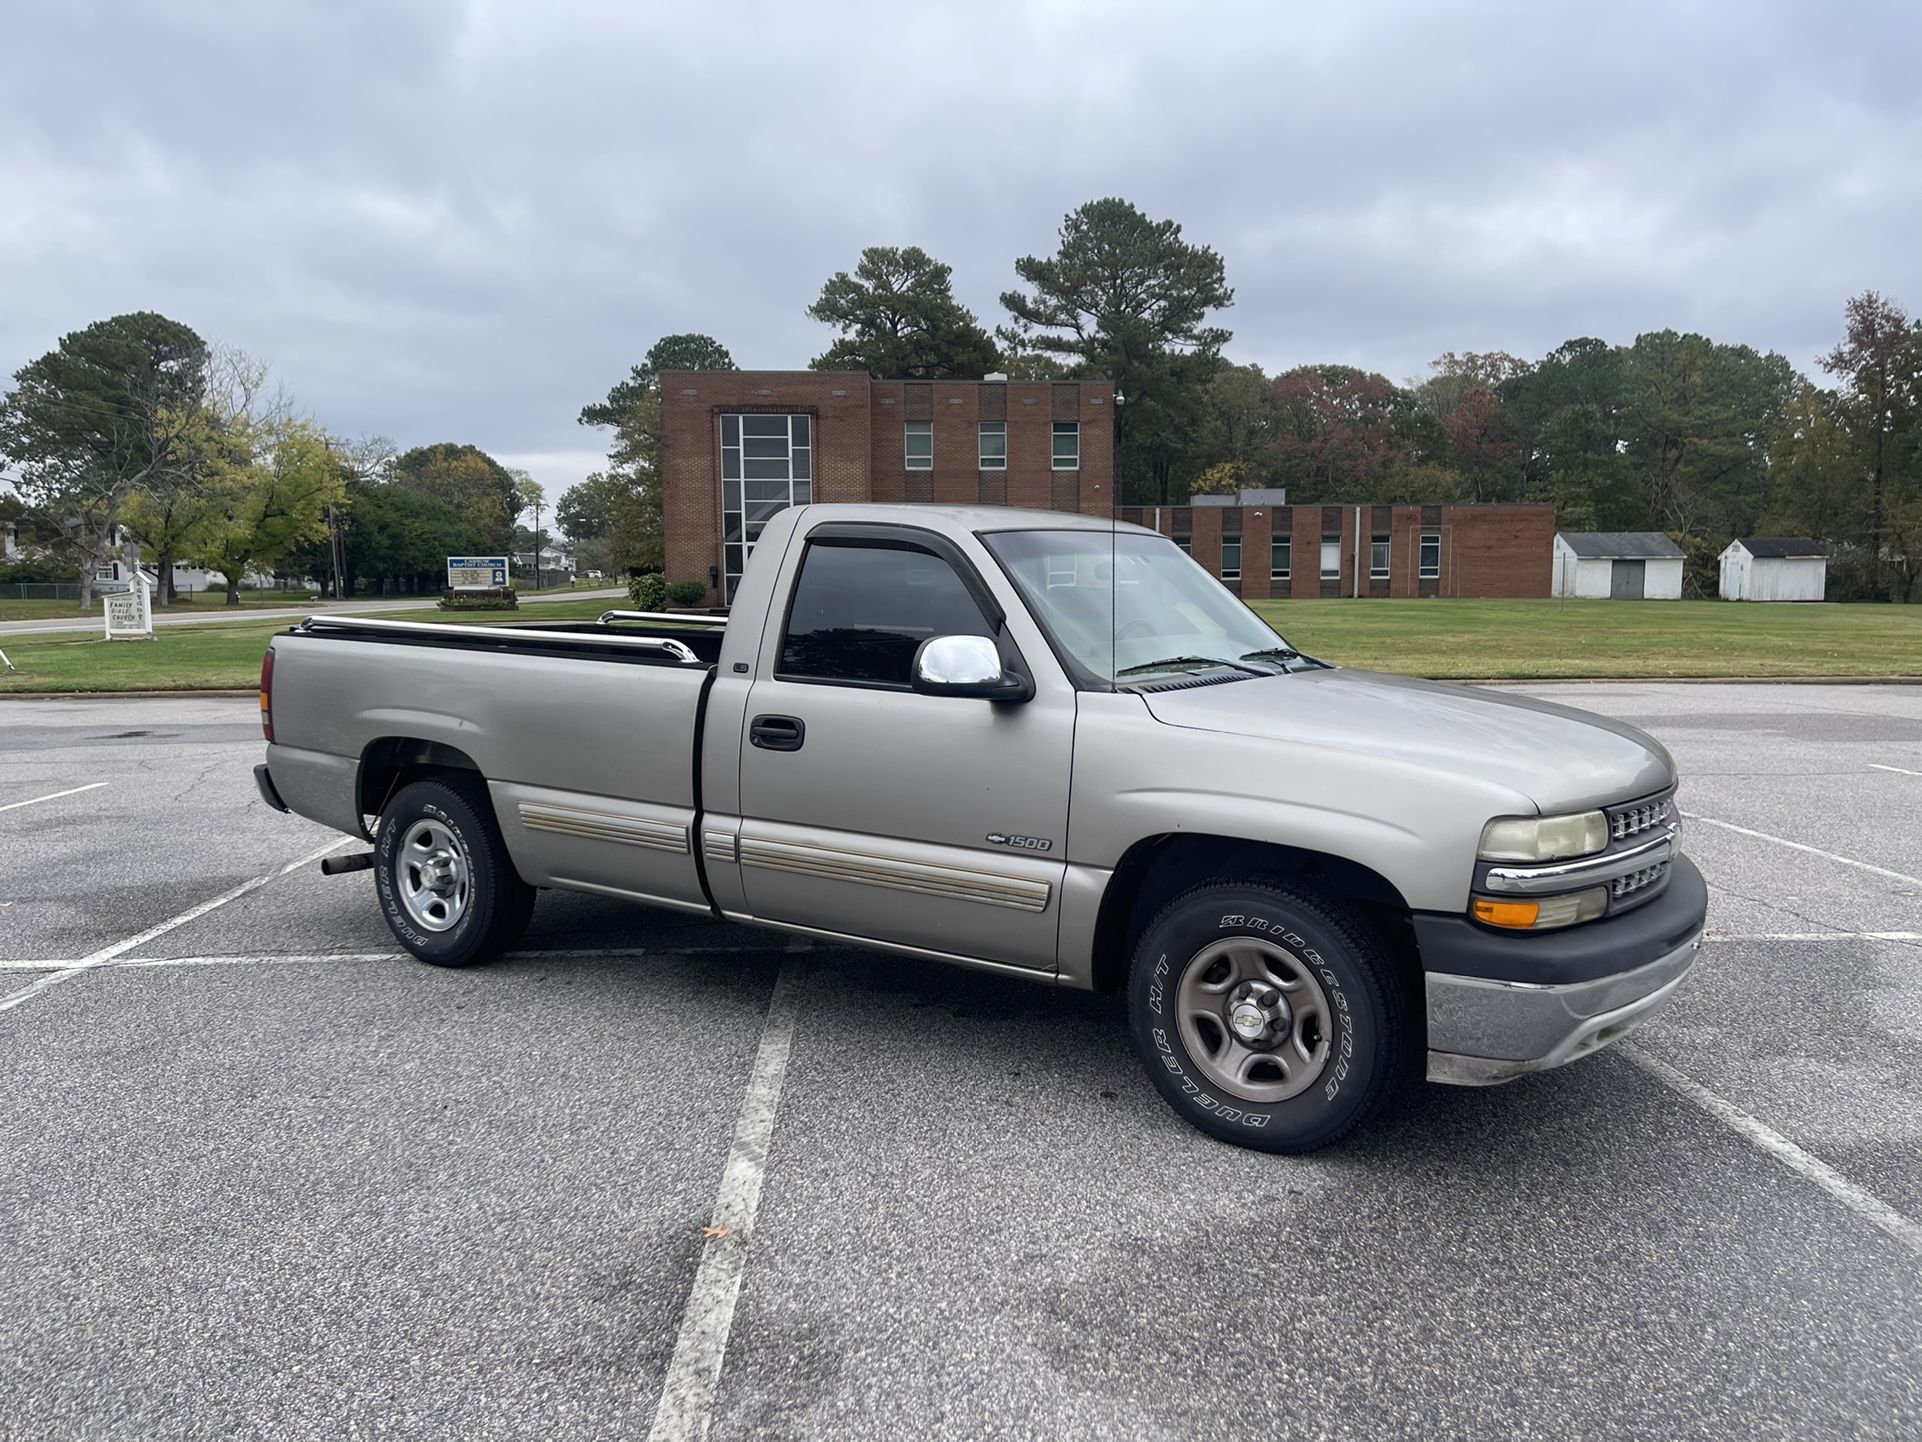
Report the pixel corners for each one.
[628,572,667,610]
[666,580,708,608]
[0,561,77,586]
[437,587,519,611]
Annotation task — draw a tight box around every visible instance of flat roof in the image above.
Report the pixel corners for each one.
[796,503,1155,536]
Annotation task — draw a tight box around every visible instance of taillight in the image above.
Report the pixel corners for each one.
[259,647,275,742]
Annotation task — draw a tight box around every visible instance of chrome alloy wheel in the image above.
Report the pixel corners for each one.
[1174,937,1333,1102]
[396,818,471,933]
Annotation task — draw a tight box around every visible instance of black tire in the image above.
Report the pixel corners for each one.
[1127,879,1408,1153]
[374,776,536,968]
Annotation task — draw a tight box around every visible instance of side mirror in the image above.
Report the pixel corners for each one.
[911,634,1032,702]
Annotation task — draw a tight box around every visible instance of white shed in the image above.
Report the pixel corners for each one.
[1719,538,1827,601]
[1552,532,1686,600]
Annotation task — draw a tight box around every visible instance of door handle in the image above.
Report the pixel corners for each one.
[750,714,806,752]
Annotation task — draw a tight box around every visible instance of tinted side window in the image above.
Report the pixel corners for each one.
[779,542,993,687]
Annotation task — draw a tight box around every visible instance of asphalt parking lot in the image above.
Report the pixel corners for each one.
[3,684,1919,1440]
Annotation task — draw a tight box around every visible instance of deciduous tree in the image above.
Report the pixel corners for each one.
[1819,291,1919,596]
[393,442,522,550]
[1269,365,1405,501]
[190,418,344,604]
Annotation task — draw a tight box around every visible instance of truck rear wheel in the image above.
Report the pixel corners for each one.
[1128,880,1407,1153]
[374,777,535,967]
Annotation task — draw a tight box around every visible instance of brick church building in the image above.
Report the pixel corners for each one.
[659,370,1552,605]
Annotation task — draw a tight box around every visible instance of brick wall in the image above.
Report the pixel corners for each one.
[661,371,1543,605]
[662,371,1116,604]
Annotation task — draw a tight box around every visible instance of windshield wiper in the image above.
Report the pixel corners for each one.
[1239,646,1326,672]
[1115,654,1267,679]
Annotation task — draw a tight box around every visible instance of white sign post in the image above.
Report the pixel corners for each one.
[446,556,510,591]
[103,573,155,641]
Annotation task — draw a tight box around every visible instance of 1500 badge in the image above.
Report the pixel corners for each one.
[986,833,1053,852]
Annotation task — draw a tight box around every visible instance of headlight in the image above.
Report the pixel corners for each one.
[1478,810,1609,863]
[1473,887,1609,930]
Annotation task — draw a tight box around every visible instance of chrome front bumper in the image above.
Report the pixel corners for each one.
[1425,930,1703,1086]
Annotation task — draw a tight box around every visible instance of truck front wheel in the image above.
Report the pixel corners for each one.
[374,777,535,967]
[1128,880,1408,1153]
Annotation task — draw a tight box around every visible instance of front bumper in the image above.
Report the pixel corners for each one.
[1425,931,1701,1084]
[1418,853,1708,1085]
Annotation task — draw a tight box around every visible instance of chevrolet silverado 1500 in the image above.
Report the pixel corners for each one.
[254,505,1706,1152]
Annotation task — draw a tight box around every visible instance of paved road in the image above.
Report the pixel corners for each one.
[0,587,626,637]
[1,686,1918,1439]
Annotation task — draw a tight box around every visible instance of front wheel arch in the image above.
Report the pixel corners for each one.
[1089,833,1417,995]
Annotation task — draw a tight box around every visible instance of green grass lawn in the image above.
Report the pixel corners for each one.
[1250,598,1922,679]
[0,592,318,622]
[0,600,619,694]
[0,596,1914,695]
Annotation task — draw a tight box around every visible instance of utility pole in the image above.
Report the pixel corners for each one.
[533,497,544,591]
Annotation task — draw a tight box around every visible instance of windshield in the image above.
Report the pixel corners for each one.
[983,528,1298,688]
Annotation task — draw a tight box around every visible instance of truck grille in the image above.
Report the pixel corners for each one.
[1611,862,1668,902]
[1609,795,1673,843]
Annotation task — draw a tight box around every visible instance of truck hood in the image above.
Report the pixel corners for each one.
[1141,668,1674,814]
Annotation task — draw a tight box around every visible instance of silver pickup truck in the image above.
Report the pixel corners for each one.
[255,504,1706,1152]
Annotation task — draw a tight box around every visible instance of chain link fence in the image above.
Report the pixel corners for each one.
[0,583,81,600]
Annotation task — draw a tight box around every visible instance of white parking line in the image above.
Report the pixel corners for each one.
[1,943,812,973]
[1707,931,1922,943]
[648,949,808,1442]
[1624,1046,1922,1260]
[0,836,352,1015]
[1681,810,1922,889]
[0,781,109,815]
[1869,763,1922,777]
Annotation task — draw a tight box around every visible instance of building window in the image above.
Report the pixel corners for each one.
[1175,537,1192,554]
[905,420,933,470]
[1370,537,1390,578]
[1320,537,1340,579]
[1220,539,1241,580]
[721,413,811,603]
[1271,539,1291,580]
[1051,422,1079,470]
[1420,531,1441,579]
[978,421,1006,470]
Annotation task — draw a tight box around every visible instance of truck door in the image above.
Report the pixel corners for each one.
[734,523,1073,972]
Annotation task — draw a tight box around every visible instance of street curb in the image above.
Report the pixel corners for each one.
[1469,676,1922,687]
[0,689,258,700]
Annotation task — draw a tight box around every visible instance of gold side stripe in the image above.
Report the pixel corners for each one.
[739,837,1050,913]
[702,829,740,863]
[519,803,689,854]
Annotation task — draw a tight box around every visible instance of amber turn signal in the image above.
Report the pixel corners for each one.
[1473,897,1541,929]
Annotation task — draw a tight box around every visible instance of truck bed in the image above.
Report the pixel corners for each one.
[265,610,727,915]
[292,610,729,668]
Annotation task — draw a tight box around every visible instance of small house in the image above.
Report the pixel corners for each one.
[1719,538,1827,601]
[1552,532,1685,600]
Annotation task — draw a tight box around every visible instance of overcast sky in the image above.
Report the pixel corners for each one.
[3,0,1917,497]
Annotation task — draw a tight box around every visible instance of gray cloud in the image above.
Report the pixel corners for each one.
[3,0,1917,497]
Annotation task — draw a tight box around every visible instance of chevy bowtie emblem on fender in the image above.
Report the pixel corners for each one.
[986,833,1053,852]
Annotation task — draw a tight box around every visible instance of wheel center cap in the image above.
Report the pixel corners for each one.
[1229,1000,1269,1041]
